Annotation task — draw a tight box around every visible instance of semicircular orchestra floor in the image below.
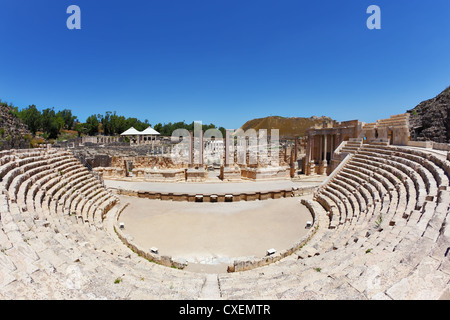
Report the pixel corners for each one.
[117,195,313,273]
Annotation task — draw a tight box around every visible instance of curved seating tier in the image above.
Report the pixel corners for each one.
[216,145,449,300]
[0,146,448,300]
[0,148,205,299]
[303,144,450,299]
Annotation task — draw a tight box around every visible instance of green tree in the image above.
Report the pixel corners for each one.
[85,114,99,136]
[99,112,111,135]
[18,104,41,136]
[57,109,77,130]
[218,126,226,137]
[111,113,127,134]
[41,108,59,139]
[55,114,65,133]
[125,117,148,132]
[74,122,87,137]
[154,123,162,134]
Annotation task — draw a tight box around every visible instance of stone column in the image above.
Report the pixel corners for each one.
[189,131,194,168]
[225,129,233,167]
[289,147,295,178]
[198,129,203,166]
[308,134,316,175]
[322,134,328,175]
[307,135,312,163]
[330,134,334,159]
[294,137,298,164]
[319,134,322,163]
[330,134,335,171]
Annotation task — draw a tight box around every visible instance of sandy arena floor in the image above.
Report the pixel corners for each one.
[117,195,312,273]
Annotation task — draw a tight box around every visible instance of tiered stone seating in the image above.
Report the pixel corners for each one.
[0,148,206,299]
[0,146,448,300]
[218,144,448,300]
[340,140,363,154]
[300,144,449,298]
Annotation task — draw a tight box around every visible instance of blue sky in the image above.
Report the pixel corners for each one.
[0,0,449,130]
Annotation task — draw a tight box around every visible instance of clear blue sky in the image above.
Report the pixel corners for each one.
[1,0,449,130]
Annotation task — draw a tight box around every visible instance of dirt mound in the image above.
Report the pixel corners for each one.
[239,115,334,139]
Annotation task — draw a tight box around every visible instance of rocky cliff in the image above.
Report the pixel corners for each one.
[0,102,31,149]
[407,86,450,143]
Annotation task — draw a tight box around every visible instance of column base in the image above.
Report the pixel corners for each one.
[307,163,316,176]
[319,161,328,175]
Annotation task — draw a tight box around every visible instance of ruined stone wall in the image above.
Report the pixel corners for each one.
[111,155,187,170]
[87,154,111,168]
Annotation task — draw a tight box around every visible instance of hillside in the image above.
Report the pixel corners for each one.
[407,86,450,143]
[0,102,32,149]
[239,115,334,139]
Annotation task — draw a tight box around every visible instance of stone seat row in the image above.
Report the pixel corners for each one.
[340,141,362,154]
[363,145,450,186]
[358,147,443,195]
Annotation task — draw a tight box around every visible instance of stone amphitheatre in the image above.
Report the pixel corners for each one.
[0,106,449,300]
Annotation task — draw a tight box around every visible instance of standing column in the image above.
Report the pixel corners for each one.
[199,128,203,166]
[294,137,298,164]
[308,134,316,175]
[289,147,295,178]
[225,129,232,167]
[319,134,322,163]
[193,121,203,167]
[307,135,312,163]
[330,134,334,160]
[322,134,328,175]
[189,131,194,168]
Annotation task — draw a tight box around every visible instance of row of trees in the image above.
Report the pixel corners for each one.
[14,104,225,139]
[81,112,150,137]
[17,105,77,139]
[153,121,226,137]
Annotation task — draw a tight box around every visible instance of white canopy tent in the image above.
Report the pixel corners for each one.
[140,126,160,145]
[141,126,160,136]
[120,126,160,145]
[120,127,141,136]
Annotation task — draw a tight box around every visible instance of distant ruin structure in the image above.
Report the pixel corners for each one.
[303,113,411,176]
